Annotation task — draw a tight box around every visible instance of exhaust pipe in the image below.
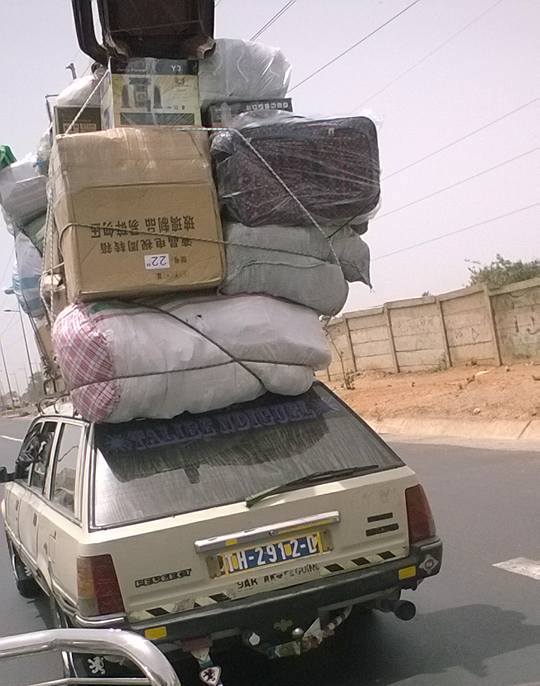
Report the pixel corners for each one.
[376,599,416,621]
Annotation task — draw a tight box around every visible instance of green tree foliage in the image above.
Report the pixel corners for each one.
[467,254,539,290]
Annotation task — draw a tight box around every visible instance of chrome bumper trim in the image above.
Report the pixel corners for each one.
[194,511,340,552]
[73,613,126,628]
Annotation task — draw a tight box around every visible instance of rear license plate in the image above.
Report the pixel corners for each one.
[209,531,329,578]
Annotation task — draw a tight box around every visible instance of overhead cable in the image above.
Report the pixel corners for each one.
[373,203,539,261]
[384,97,539,181]
[375,148,538,220]
[350,0,505,112]
[289,0,423,92]
[250,1,297,41]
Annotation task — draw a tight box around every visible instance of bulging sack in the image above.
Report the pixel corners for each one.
[222,223,371,315]
[53,295,331,423]
[13,232,44,318]
[0,154,47,226]
[199,38,291,107]
[56,71,105,108]
[21,213,46,255]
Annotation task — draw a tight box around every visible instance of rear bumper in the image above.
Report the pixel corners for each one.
[114,538,442,642]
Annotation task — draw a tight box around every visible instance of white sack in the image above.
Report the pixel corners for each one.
[1,206,16,235]
[199,38,291,107]
[13,232,44,318]
[53,295,331,423]
[221,223,371,315]
[36,129,52,176]
[0,154,47,226]
[56,71,104,108]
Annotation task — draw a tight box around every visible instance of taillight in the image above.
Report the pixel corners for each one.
[77,554,125,616]
[405,485,436,544]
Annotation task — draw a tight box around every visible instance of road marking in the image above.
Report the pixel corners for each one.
[0,435,23,443]
[493,557,540,580]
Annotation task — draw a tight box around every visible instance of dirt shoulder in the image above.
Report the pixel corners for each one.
[327,362,539,422]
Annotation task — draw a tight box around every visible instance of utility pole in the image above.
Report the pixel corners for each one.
[2,300,37,396]
[12,373,21,404]
[0,339,14,409]
[16,303,36,395]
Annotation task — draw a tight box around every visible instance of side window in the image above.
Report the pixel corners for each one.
[15,424,42,482]
[51,423,83,514]
[29,422,57,492]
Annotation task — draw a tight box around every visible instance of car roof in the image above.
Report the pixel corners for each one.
[34,380,332,426]
[39,397,82,421]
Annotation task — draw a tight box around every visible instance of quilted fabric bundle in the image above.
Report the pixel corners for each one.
[212,114,380,227]
[53,295,331,423]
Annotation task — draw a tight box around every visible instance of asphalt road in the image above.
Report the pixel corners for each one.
[0,416,538,686]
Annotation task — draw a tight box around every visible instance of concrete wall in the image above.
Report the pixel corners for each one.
[322,277,539,380]
[492,280,540,362]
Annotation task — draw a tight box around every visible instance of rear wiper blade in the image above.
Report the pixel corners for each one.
[245,465,379,508]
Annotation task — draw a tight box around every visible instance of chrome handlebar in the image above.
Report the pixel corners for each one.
[0,628,181,686]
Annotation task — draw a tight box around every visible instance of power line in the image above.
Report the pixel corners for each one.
[375,148,538,220]
[250,0,297,41]
[289,0,423,92]
[373,203,539,262]
[384,97,539,181]
[350,0,505,113]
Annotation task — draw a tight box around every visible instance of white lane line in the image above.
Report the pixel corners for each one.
[0,435,23,443]
[493,557,540,580]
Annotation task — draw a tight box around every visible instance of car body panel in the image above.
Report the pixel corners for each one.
[1,385,441,647]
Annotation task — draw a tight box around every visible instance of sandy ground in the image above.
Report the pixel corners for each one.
[327,361,540,421]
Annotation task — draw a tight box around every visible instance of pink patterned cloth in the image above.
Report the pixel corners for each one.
[53,304,120,423]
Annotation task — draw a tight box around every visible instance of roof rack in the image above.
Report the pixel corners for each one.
[37,394,78,418]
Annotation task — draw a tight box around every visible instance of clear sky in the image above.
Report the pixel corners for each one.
[0,0,538,393]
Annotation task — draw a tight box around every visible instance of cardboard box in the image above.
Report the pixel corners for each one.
[54,106,102,135]
[101,58,202,128]
[204,98,293,127]
[49,127,224,302]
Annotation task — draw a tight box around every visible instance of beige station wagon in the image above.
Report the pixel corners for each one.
[1,382,442,680]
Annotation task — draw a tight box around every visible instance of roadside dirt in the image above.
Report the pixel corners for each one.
[327,362,540,422]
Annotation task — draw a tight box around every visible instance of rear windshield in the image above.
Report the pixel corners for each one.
[92,383,403,528]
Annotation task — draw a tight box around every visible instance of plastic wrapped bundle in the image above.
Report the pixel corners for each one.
[199,38,291,108]
[1,206,16,235]
[212,113,380,227]
[21,213,46,255]
[53,295,331,423]
[0,154,47,226]
[222,223,371,315]
[36,129,52,176]
[13,232,44,318]
[56,71,105,108]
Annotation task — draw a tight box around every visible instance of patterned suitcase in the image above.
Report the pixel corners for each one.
[212,115,380,227]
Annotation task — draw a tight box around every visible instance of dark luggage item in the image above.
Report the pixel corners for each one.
[71,0,215,64]
[212,115,380,227]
